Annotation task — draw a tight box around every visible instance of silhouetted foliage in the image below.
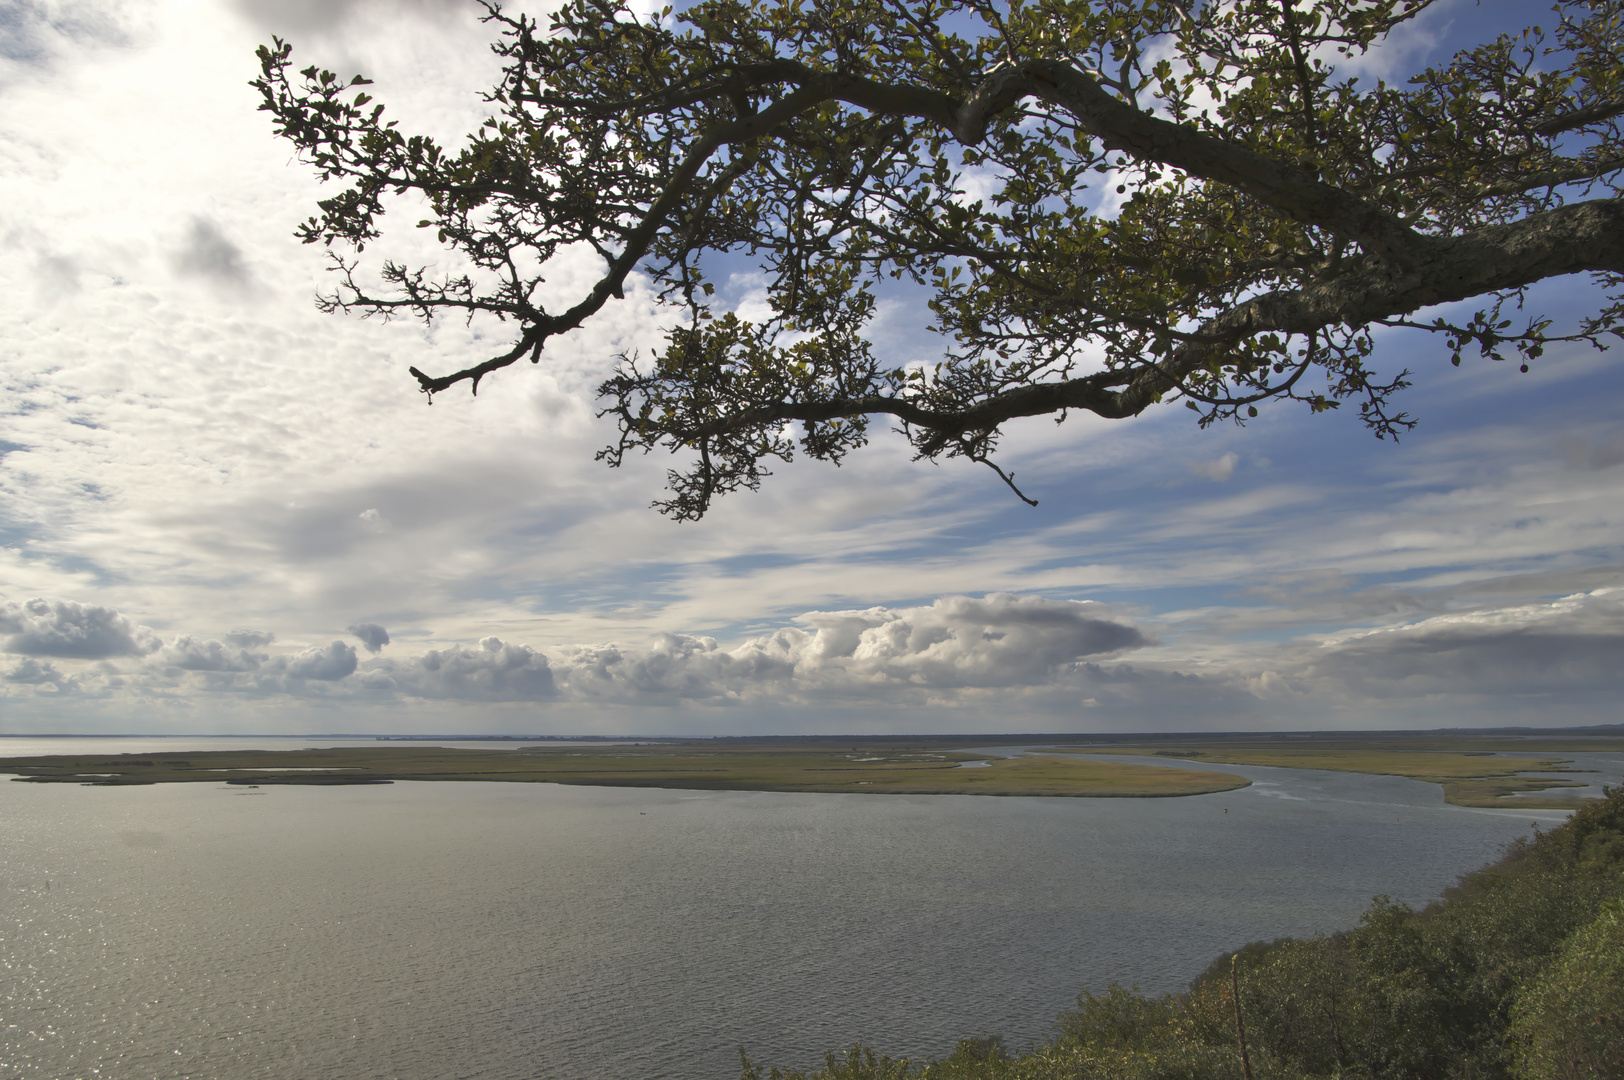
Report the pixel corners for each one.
[257,0,1624,518]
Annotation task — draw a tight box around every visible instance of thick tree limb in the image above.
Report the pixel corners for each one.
[627,198,1624,445]
[415,53,1449,397]
[1535,96,1624,136]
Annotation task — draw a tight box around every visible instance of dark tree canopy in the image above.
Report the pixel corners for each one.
[255,0,1624,518]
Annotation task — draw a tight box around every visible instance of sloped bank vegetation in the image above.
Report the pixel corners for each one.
[746,788,1624,1080]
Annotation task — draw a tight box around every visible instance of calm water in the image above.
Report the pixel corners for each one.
[1,738,1614,1080]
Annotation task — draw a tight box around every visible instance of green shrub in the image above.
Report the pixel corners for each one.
[1509,898,1624,1080]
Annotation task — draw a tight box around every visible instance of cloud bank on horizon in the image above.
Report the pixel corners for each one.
[6,585,1624,732]
[2,0,1623,734]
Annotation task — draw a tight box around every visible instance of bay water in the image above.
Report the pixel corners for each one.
[2,738,1615,1080]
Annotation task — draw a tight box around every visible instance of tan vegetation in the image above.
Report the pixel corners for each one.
[0,744,1248,798]
[1034,741,1611,808]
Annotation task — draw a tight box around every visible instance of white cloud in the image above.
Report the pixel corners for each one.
[553,632,792,703]
[282,640,358,681]
[229,0,465,37]
[1563,435,1624,471]
[1300,588,1624,700]
[349,621,390,652]
[365,637,556,701]
[159,633,265,672]
[1189,452,1239,482]
[792,594,1147,688]
[0,593,1149,709]
[0,0,140,84]
[3,573,1623,731]
[5,656,69,685]
[501,594,1148,704]
[32,251,80,298]
[0,597,162,658]
[357,509,392,534]
[170,215,252,291]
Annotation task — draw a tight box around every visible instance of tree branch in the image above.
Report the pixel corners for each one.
[622,197,1624,447]
[410,85,831,396]
[1534,96,1624,136]
[759,59,1435,267]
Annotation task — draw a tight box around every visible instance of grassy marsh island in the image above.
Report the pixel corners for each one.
[1034,734,1623,808]
[0,743,1250,797]
[6,732,1614,805]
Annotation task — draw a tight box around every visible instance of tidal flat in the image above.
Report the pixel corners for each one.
[2,733,1617,805]
[1034,733,1624,808]
[0,743,1250,797]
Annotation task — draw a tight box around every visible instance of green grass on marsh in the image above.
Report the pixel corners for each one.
[0,744,1250,798]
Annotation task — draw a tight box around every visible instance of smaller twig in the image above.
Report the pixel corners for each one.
[971,451,1039,506]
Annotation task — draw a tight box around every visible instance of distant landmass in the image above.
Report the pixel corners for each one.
[1,728,1618,807]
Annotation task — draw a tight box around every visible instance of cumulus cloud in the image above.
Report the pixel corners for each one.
[158,635,265,672]
[5,656,68,685]
[550,594,1148,703]
[803,594,1145,684]
[0,0,132,76]
[18,586,1624,727]
[554,632,789,703]
[170,216,251,289]
[364,637,555,701]
[136,635,353,693]
[105,594,1134,708]
[1189,452,1239,482]
[282,640,358,681]
[357,508,392,534]
[0,598,162,658]
[348,621,390,653]
[232,0,464,36]
[33,252,80,299]
[132,593,1145,706]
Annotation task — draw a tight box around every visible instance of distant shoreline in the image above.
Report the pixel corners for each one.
[0,743,1248,798]
[0,730,1616,805]
[2,723,1620,741]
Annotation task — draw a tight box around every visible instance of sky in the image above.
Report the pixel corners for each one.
[1,0,1621,736]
